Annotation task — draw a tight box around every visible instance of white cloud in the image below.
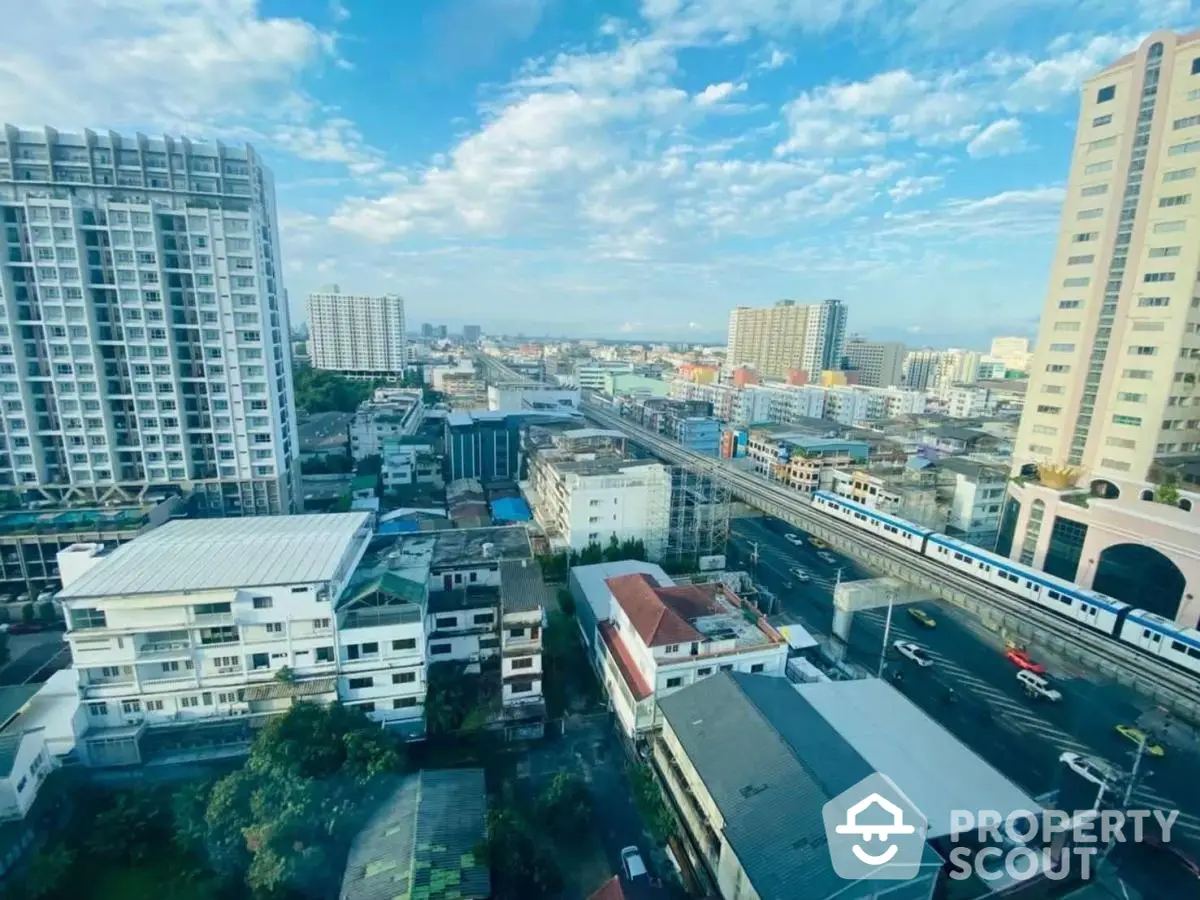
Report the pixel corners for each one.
[966,118,1028,158]
[888,175,943,203]
[694,81,748,105]
[758,47,791,70]
[1002,34,1136,112]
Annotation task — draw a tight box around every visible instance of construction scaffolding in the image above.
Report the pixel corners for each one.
[665,465,731,567]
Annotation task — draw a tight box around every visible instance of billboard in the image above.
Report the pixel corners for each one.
[698,554,727,571]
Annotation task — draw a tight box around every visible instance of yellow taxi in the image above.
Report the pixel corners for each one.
[1115,724,1166,757]
[907,607,937,629]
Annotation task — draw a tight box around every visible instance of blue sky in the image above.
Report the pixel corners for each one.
[2,0,1196,346]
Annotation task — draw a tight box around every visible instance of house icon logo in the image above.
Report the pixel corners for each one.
[823,773,928,881]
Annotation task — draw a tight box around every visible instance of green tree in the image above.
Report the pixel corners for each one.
[485,807,563,900]
[556,588,576,617]
[293,365,379,414]
[1155,472,1181,505]
[628,762,676,844]
[14,843,75,900]
[536,772,593,841]
[602,534,622,563]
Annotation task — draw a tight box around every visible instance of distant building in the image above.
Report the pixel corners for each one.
[462,324,482,343]
[745,430,870,494]
[436,325,448,340]
[349,388,425,459]
[307,286,407,376]
[988,336,1031,373]
[936,457,1008,549]
[420,323,434,339]
[726,299,846,380]
[843,336,905,387]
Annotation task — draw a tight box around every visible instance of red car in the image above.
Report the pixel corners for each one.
[1005,648,1046,674]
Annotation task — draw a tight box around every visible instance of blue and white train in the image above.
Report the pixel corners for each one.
[810,490,1200,679]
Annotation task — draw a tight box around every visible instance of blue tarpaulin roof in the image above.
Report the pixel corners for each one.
[490,496,531,521]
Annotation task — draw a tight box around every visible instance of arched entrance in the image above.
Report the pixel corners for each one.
[1090,479,1120,499]
[1092,543,1186,619]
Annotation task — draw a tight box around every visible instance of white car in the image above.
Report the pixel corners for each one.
[893,641,933,667]
[1059,752,1122,790]
[790,567,812,583]
[817,551,837,564]
[784,533,804,546]
[621,845,647,881]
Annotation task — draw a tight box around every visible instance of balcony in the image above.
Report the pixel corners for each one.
[137,639,192,660]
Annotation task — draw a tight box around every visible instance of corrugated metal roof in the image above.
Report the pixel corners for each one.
[57,513,371,599]
[340,768,489,900]
[499,559,552,614]
[243,676,338,702]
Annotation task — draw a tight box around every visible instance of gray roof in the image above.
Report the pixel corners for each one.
[430,525,532,569]
[340,768,489,900]
[0,686,39,731]
[934,455,1007,481]
[793,678,1039,838]
[57,514,371,599]
[657,673,878,900]
[499,559,553,614]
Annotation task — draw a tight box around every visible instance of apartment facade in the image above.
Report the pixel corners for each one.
[725,299,846,379]
[989,336,1032,373]
[349,388,424,459]
[842,336,905,387]
[0,125,298,515]
[307,287,406,377]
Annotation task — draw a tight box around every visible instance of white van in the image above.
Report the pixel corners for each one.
[1017,669,1061,702]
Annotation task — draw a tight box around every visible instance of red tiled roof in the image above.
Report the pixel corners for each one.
[606,572,727,647]
[588,876,625,900]
[599,621,652,701]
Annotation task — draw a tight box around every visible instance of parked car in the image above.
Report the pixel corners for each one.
[784,533,804,546]
[790,567,812,583]
[817,551,837,564]
[1059,751,1121,789]
[1115,724,1166,757]
[621,845,648,881]
[1005,648,1046,674]
[893,640,933,667]
[1017,670,1062,702]
[907,607,936,628]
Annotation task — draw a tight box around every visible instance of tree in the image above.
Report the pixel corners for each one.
[537,551,569,583]
[485,807,563,900]
[292,365,379,414]
[13,843,75,899]
[627,762,676,844]
[602,534,622,563]
[537,772,593,841]
[1155,472,1181,506]
[556,588,575,617]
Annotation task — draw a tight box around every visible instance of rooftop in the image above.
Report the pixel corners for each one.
[428,584,501,614]
[340,768,489,900]
[0,504,157,537]
[605,573,781,650]
[569,560,673,646]
[934,456,1007,480]
[57,513,372,599]
[499,559,553,614]
[599,622,652,700]
[430,525,533,569]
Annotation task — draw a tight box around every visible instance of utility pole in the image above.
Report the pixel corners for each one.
[1101,733,1151,863]
[877,588,895,678]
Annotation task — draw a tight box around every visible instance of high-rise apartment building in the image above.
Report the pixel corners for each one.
[0,125,297,515]
[1016,34,1200,480]
[420,323,433,339]
[901,350,940,390]
[726,299,846,379]
[842,336,905,387]
[988,336,1032,373]
[307,286,406,376]
[902,348,980,392]
[463,325,481,343]
[1001,33,1200,627]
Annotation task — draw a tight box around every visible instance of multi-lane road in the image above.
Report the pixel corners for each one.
[730,514,1200,896]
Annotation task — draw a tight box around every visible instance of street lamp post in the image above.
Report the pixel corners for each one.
[877,588,895,679]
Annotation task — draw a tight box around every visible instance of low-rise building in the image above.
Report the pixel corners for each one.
[745,429,870,494]
[821,464,944,530]
[597,572,787,739]
[350,388,425,459]
[935,385,992,420]
[936,457,1008,549]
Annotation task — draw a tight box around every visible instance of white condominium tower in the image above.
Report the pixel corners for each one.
[0,125,298,515]
[1016,33,1200,480]
[726,298,847,380]
[307,286,406,376]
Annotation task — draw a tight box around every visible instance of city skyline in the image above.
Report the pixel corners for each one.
[1,1,1189,343]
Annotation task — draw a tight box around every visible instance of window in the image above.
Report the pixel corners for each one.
[1062,277,1090,287]
[70,607,107,629]
[1092,114,1112,127]
[348,677,373,689]
[357,702,376,713]
[252,596,273,609]
[1066,254,1094,265]
[361,642,379,655]
[1072,231,1098,242]
[1112,414,1143,426]
[1049,343,1075,352]
[315,646,334,663]
[1032,424,1057,435]
[1159,195,1191,207]
[313,618,331,630]
[750,663,765,673]
[393,697,418,709]
[392,671,416,684]
[180,696,199,709]
[472,613,493,625]
[509,627,526,639]
[264,622,283,634]
[1088,136,1116,151]
[1123,369,1152,379]
[1096,85,1115,103]
[1076,208,1103,221]
[121,700,142,714]
[1168,140,1200,156]
[1129,345,1158,356]
[1139,296,1170,307]
[1132,321,1165,331]
[435,615,456,629]
[1144,272,1175,282]
[1118,392,1146,403]
[1080,184,1107,199]
[509,679,534,694]
[1154,220,1186,233]
[87,702,107,717]
[430,643,452,655]
[1106,437,1137,449]
[1083,161,1111,175]
[1042,385,1065,395]
[1100,458,1132,472]
[392,638,417,651]
[1149,246,1181,258]
[1053,321,1080,332]
[1058,300,1082,309]
[697,667,712,677]
[1164,167,1196,183]
[251,653,270,670]
[665,676,682,688]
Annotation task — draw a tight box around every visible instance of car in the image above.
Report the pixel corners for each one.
[1017,670,1062,702]
[1005,648,1046,674]
[893,640,933,667]
[1059,751,1122,789]
[784,533,804,546]
[1114,724,1166,757]
[809,538,828,549]
[621,845,648,881]
[907,607,936,628]
[790,567,812,583]
[817,551,837,564]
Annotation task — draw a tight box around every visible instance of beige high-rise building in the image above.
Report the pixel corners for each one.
[307,286,406,376]
[989,336,1032,373]
[726,299,846,379]
[843,336,905,387]
[1015,32,1200,482]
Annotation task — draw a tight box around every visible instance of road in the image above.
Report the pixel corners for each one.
[730,514,1200,897]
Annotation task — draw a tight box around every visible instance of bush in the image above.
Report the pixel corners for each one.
[556,588,576,616]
